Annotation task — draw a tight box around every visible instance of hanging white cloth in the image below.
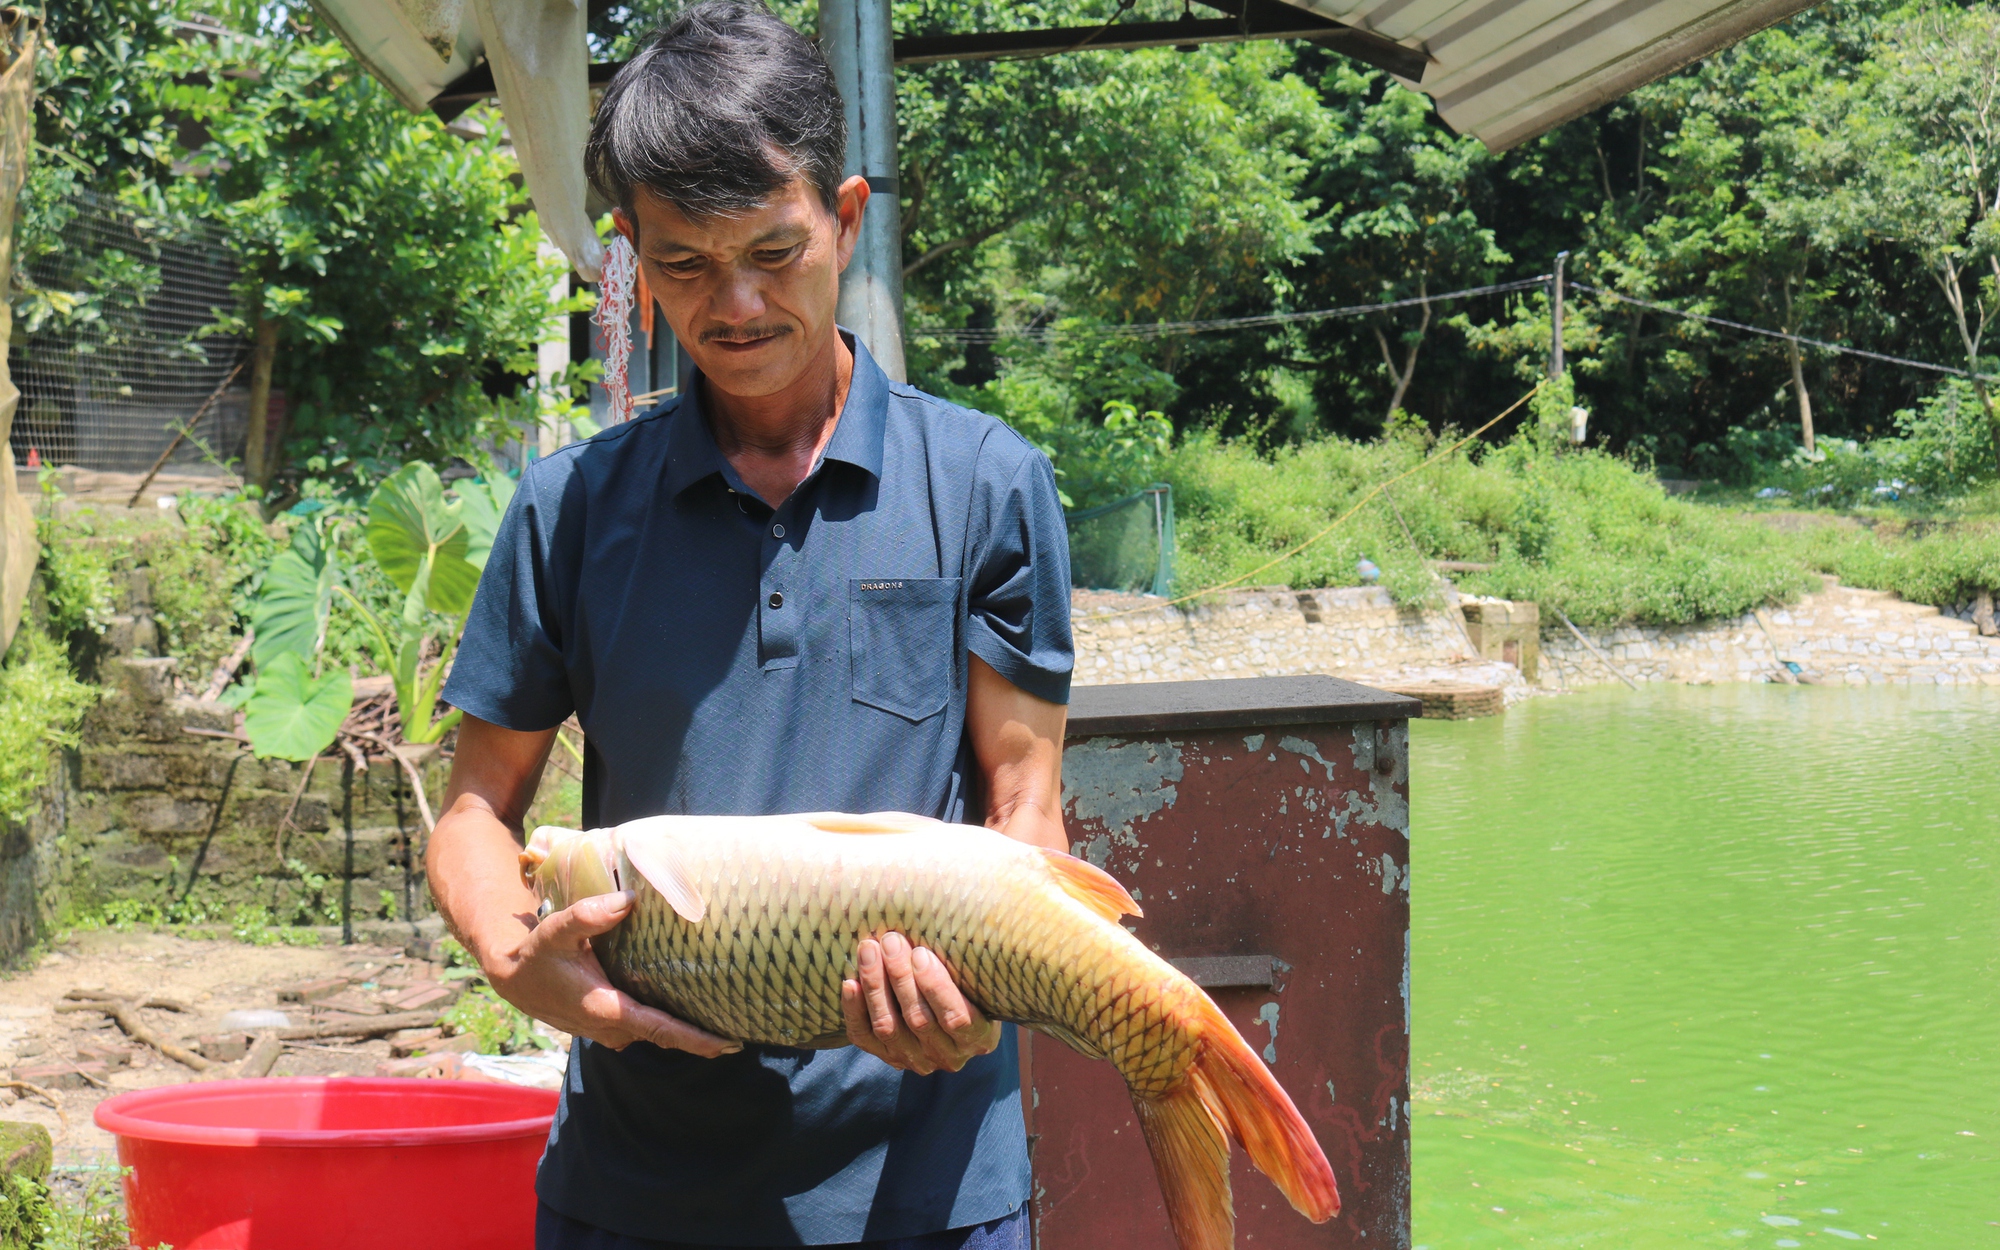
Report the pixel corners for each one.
[472,0,604,282]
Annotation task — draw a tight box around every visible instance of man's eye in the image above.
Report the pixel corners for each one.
[755,246,800,265]
[660,258,704,276]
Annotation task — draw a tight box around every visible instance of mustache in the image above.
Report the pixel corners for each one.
[700,324,795,345]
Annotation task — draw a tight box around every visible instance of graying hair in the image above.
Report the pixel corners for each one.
[585,0,847,221]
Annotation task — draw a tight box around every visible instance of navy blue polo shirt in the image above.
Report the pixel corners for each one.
[443,334,1073,1246]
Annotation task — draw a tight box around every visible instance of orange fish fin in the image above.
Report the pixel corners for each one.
[798,811,941,834]
[1187,998,1340,1223]
[618,830,706,923]
[1039,849,1143,921]
[1133,1076,1234,1250]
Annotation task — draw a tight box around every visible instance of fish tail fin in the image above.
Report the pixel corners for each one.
[1133,1074,1235,1250]
[1187,999,1341,1224]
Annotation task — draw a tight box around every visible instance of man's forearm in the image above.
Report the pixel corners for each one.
[966,655,1069,854]
[427,716,558,963]
[429,796,544,961]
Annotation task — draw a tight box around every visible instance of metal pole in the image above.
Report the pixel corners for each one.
[821,0,908,382]
[1549,250,1569,380]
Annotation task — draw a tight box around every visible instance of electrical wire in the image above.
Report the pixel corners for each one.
[1570,283,1996,380]
[913,277,1552,343]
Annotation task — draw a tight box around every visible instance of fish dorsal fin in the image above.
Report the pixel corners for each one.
[1039,848,1143,921]
[797,811,943,834]
[617,823,707,923]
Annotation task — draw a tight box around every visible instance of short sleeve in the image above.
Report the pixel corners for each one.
[964,443,1074,705]
[442,464,575,731]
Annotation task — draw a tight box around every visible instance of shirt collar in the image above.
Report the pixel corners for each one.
[663,329,890,499]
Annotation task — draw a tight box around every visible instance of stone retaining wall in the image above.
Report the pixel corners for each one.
[1072,577,2000,692]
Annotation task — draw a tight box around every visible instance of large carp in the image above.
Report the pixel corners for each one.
[522,811,1339,1250]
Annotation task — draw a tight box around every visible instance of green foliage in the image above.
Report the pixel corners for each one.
[250,519,336,667]
[441,984,550,1056]
[35,485,119,642]
[148,493,284,677]
[229,903,321,946]
[0,1171,51,1250]
[13,1166,135,1250]
[1159,423,1822,626]
[0,630,98,824]
[1799,520,2000,606]
[366,463,480,619]
[242,652,352,761]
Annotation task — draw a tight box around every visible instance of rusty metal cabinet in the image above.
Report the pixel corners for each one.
[1031,676,1417,1248]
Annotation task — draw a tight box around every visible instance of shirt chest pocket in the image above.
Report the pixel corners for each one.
[849,577,961,723]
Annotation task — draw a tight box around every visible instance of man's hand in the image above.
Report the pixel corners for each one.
[430,715,736,1058]
[841,931,1000,1075]
[487,889,741,1056]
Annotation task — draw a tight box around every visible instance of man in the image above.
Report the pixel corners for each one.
[428,3,1073,1248]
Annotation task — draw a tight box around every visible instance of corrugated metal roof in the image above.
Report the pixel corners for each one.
[1283,0,1823,149]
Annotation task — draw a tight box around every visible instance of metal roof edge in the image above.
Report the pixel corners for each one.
[1445,0,1825,149]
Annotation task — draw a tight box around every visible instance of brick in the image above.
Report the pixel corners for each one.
[387,983,454,1012]
[11,1061,104,1090]
[386,1029,445,1058]
[197,1034,253,1062]
[124,794,215,836]
[311,992,386,1017]
[277,978,349,1003]
[73,1039,133,1068]
[79,751,169,790]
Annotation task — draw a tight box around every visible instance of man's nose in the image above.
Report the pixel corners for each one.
[709,263,768,325]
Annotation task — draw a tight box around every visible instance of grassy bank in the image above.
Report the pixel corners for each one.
[1132,421,2000,627]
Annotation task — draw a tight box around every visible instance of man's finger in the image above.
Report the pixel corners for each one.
[879,932,935,1034]
[532,891,636,949]
[909,947,977,1038]
[857,939,900,1039]
[614,993,741,1057]
[843,979,935,1074]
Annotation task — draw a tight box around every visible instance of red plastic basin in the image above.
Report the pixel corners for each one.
[94,1078,557,1250]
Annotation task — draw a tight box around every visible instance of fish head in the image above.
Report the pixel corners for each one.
[522,825,621,912]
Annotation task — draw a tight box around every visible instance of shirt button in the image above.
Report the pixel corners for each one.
[771,523,785,539]
[768,591,784,609]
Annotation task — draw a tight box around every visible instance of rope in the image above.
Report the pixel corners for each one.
[593,235,638,422]
[1084,382,1544,619]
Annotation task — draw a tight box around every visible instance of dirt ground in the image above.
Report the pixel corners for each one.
[0,928,446,1167]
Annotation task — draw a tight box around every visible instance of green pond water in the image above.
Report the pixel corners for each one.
[1409,684,2000,1248]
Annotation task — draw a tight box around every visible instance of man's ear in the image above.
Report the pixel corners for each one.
[612,206,636,244]
[833,175,870,274]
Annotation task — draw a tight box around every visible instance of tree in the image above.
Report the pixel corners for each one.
[1863,2,2000,470]
[1295,64,1507,422]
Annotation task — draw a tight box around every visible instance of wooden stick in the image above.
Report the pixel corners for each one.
[354,732,436,834]
[274,1010,442,1042]
[274,753,320,863]
[202,630,256,701]
[0,1080,70,1128]
[129,359,246,507]
[237,1034,284,1078]
[1751,610,1799,684]
[1555,608,1641,691]
[57,998,213,1072]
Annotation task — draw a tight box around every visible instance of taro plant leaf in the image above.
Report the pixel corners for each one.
[243,652,354,762]
[455,475,517,571]
[367,462,479,617]
[250,520,337,668]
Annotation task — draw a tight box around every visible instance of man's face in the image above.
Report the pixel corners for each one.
[616,174,866,400]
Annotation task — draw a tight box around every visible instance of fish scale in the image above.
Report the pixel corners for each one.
[527,812,1338,1250]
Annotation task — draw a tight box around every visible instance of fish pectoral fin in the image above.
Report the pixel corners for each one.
[1027,1020,1108,1062]
[618,829,707,923]
[797,811,943,834]
[1038,848,1143,921]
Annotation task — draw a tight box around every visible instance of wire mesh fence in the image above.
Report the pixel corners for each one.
[1068,483,1175,596]
[8,189,248,474]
